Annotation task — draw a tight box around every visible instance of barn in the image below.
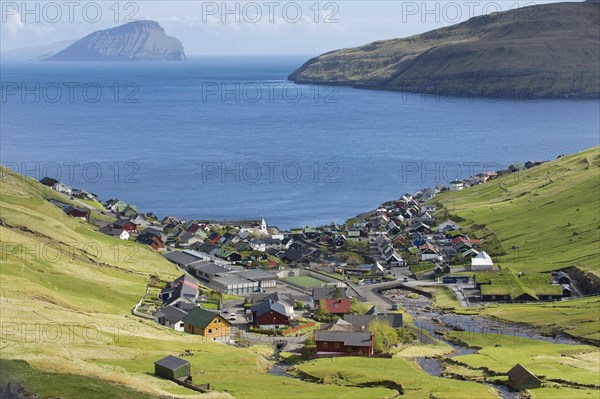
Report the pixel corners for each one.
[154,355,190,381]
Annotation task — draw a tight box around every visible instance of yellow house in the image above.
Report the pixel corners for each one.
[182,308,231,340]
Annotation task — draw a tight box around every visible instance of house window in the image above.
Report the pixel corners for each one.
[492,296,496,300]
[208,329,213,334]
[214,320,217,323]
[334,343,340,349]
[323,342,328,349]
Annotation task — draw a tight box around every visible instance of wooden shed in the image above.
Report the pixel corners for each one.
[507,363,541,390]
[154,355,190,381]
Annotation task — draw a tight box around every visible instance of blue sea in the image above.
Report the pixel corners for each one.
[1,57,599,228]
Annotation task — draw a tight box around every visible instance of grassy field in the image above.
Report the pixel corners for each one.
[292,356,499,399]
[281,275,326,289]
[434,146,600,275]
[444,332,600,394]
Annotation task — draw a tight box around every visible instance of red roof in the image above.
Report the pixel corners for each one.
[187,224,201,233]
[320,298,351,314]
[452,237,481,245]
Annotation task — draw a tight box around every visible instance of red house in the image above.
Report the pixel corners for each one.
[113,219,137,233]
[251,299,293,329]
[317,298,352,315]
[137,232,164,250]
[314,331,373,356]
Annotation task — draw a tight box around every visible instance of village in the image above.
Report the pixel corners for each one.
[36,157,581,394]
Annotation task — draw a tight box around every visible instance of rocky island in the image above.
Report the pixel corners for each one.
[45,20,186,61]
[289,0,600,99]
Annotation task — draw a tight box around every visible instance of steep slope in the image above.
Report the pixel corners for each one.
[434,146,600,275]
[290,1,600,99]
[45,21,185,61]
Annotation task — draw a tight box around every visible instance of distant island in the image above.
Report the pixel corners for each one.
[45,20,186,62]
[289,0,600,99]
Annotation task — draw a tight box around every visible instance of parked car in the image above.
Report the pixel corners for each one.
[228,313,237,321]
[403,276,409,282]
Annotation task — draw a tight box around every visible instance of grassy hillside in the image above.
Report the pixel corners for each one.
[0,167,499,398]
[434,146,600,275]
[290,1,600,99]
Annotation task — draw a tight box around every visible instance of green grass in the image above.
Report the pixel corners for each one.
[480,297,600,343]
[293,356,499,399]
[476,269,562,300]
[434,146,600,275]
[79,198,105,211]
[0,359,158,399]
[445,332,600,390]
[281,275,327,289]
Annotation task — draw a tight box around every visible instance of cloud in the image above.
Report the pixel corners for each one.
[3,11,24,36]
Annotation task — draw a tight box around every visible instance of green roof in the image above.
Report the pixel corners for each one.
[478,269,562,300]
[182,308,227,329]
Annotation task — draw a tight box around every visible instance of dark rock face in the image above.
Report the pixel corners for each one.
[289,1,600,99]
[45,20,185,61]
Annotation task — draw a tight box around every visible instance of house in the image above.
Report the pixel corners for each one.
[63,205,87,220]
[178,232,202,247]
[471,251,494,271]
[313,287,347,301]
[420,243,442,262]
[144,227,167,243]
[343,314,403,330]
[434,263,451,276]
[449,181,464,191]
[251,292,293,306]
[163,250,203,269]
[39,177,58,187]
[438,220,461,232]
[98,226,129,240]
[251,298,294,329]
[105,199,128,213]
[73,189,98,201]
[137,231,164,250]
[160,274,200,306]
[214,248,242,262]
[420,204,437,214]
[113,219,138,233]
[154,355,190,381]
[182,308,231,340]
[155,305,188,332]
[321,318,354,332]
[507,364,542,390]
[317,298,352,315]
[53,182,72,195]
[555,271,572,285]
[314,331,374,356]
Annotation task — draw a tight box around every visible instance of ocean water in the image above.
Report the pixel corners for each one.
[1,56,599,228]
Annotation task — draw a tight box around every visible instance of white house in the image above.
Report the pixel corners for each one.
[449,181,465,191]
[471,251,494,271]
[53,182,72,195]
[155,305,188,332]
[438,220,461,232]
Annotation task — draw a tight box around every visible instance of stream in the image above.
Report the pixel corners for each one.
[383,287,585,399]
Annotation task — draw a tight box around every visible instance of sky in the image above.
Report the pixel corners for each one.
[1,0,581,55]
